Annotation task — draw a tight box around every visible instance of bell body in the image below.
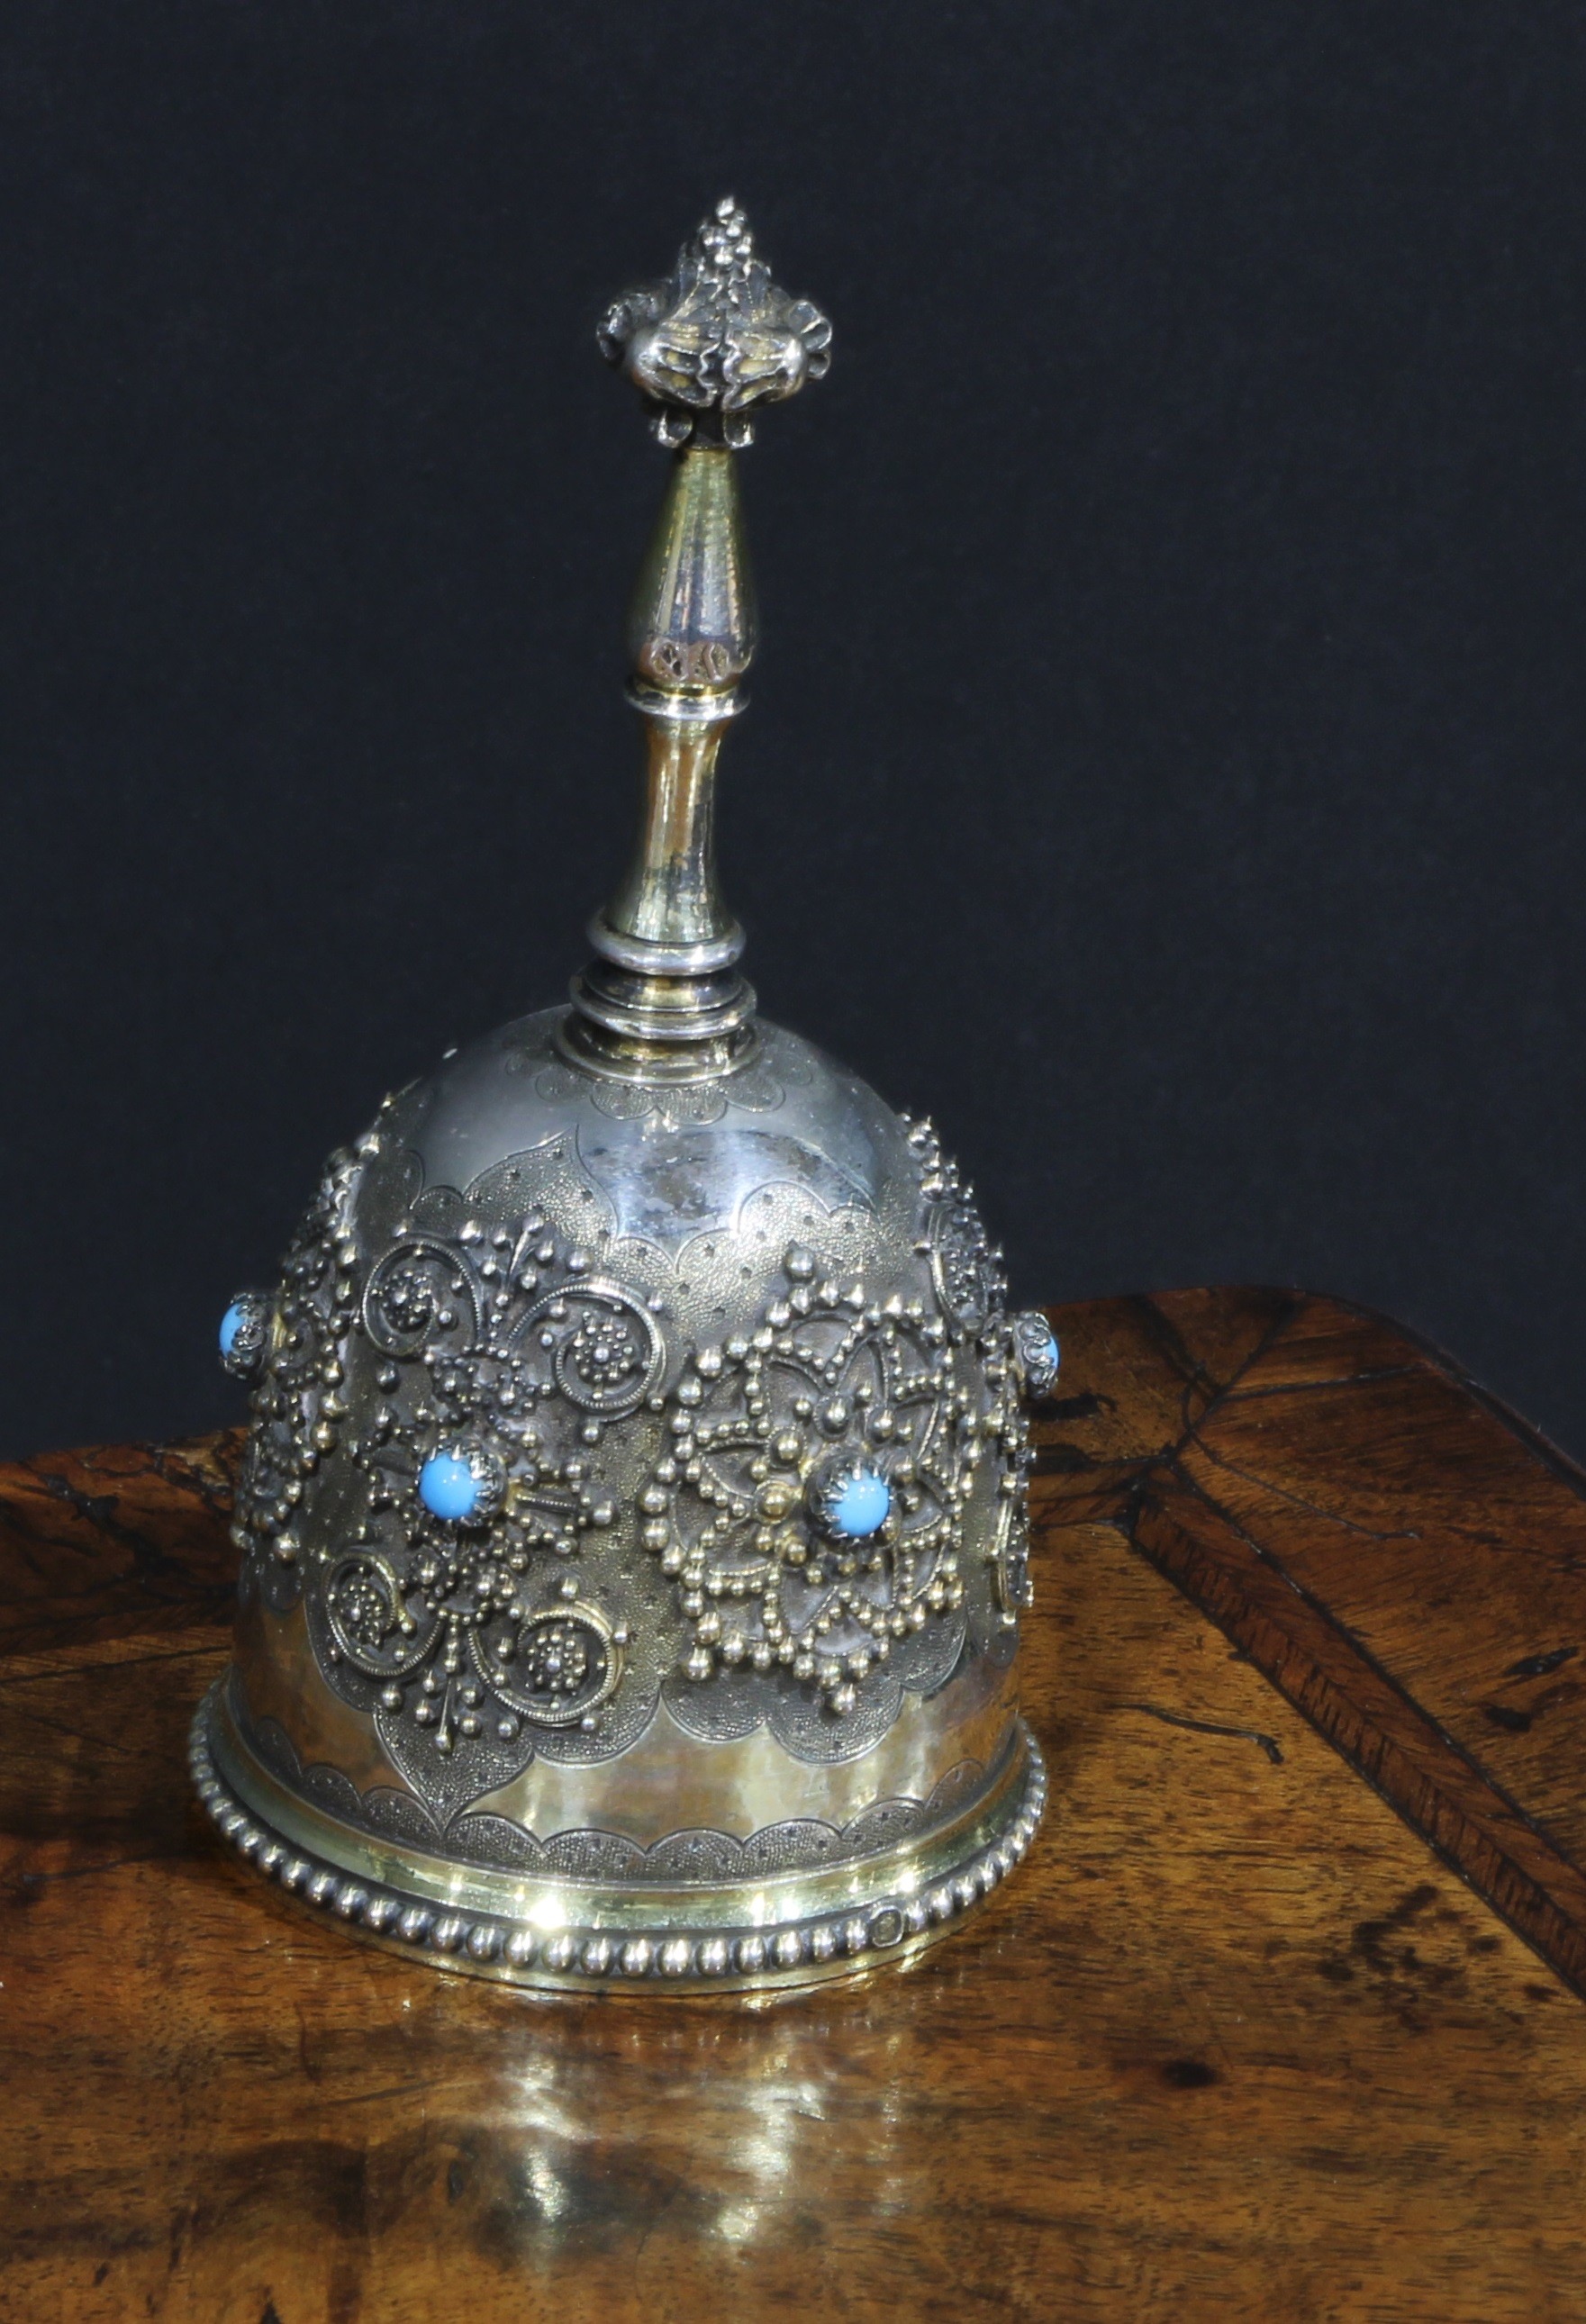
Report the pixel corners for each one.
[195,1007,1047,1990]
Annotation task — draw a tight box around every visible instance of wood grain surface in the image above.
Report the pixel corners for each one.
[4,1289,1586,2323]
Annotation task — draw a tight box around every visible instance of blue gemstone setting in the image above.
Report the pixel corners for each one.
[1012,1312,1062,1398]
[826,1467,892,1539]
[419,1451,484,1523]
[218,1290,270,1380]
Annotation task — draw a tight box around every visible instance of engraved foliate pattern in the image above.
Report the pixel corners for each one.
[233,1696,999,1885]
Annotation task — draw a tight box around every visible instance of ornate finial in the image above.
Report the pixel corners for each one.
[598,196,832,448]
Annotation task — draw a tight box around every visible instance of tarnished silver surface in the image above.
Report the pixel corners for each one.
[203,204,1056,1992]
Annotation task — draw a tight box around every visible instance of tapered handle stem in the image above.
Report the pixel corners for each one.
[561,203,829,1085]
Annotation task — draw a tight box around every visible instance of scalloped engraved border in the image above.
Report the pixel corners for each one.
[189,1679,1047,1993]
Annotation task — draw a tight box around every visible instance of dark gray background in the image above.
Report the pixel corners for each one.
[4,2,1583,1460]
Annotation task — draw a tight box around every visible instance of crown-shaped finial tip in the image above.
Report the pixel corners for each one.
[599,204,831,448]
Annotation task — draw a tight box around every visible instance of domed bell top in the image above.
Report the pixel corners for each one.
[195,200,1057,1993]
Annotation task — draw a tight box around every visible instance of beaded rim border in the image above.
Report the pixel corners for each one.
[188,1681,1047,1990]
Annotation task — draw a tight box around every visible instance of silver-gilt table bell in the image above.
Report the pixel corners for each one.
[194,201,1059,1992]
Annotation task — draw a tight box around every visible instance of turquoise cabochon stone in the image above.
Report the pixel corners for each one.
[419,1451,483,1522]
[827,1468,891,1539]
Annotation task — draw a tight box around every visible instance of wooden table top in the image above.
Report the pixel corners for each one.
[5,1287,1586,2322]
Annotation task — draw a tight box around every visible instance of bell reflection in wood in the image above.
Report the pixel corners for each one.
[194,200,1056,1991]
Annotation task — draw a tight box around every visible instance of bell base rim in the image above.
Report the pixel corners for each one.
[189,1678,1047,1996]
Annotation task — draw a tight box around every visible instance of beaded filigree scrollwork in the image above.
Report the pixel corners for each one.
[640,1244,976,1715]
[229,1098,1031,1817]
[239,1189,662,1767]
